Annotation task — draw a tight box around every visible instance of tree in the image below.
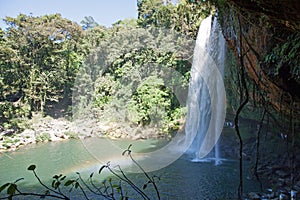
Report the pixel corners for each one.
[0,14,84,116]
[81,25,108,54]
[128,76,171,126]
[73,21,192,133]
[80,16,99,30]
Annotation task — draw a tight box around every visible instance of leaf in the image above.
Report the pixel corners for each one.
[54,181,61,189]
[143,183,148,190]
[27,165,36,171]
[7,184,16,195]
[64,180,74,186]
[89,172,94,178]
[0,183,10,193]
[74,182,79,189]
[51,180,56,188]
[60,176,66,181]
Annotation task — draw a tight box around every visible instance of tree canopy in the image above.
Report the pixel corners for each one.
[0,0,210,134]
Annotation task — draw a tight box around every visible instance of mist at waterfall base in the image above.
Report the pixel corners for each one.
[183,15,226,164]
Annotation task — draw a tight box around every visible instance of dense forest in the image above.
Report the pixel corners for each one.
[0,0,214,139]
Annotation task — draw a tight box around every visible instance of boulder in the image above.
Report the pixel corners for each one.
[248,192,261,199]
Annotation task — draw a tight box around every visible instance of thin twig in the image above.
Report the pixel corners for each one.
[32,170,70,199]
[76,173,102,199]
[126,150,160,200]
[106,164,150,200]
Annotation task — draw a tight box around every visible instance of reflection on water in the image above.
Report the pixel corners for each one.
[0,138,262,199]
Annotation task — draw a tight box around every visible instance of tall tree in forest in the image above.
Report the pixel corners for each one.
[0,14,84,116]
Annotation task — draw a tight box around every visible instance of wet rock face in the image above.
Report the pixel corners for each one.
[218,0,300,118]
[228,0,300,31]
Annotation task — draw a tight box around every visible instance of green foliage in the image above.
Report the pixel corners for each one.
[162,107,186,134]
[93,75,117,107]
[81,25,108,54]
[71,66,95,118]
[224,47,267,120]
[73,21,193,134]
[2,137,20,148]
[35,132,51,142]
[128,76,171,126]
[0,1,211,137]
[0,102,31,134]
[137,0,214,38]
[0,13,85,118]
[264,33,300,83]
[64,132,79,139]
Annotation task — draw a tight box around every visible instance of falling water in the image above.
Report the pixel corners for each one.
[184,15,226,165]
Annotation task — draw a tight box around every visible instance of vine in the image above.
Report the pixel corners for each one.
[252,108,266,191]
[234,14,250,200]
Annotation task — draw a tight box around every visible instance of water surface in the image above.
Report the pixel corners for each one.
[0,137,263,199]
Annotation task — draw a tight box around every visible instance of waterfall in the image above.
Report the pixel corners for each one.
[184,15,226,165]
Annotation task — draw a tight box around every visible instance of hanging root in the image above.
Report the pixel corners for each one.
[234,14,249,200]
[252,108,266,191]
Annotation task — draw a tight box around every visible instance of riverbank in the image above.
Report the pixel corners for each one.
[0,113,169,152]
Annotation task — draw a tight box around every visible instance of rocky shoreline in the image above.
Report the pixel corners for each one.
[0,116,76,151]
[0,114,167,152]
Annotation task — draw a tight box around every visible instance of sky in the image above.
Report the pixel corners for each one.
[0,0,138,28]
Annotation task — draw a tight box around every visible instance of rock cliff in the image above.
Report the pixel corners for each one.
[217,0,300,119]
